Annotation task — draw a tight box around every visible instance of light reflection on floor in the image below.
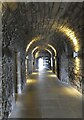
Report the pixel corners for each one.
[32,72,38,75]
[62,87,82,98]
[48,74,57,78]
[10,70,82,118]
[26,79,37,84]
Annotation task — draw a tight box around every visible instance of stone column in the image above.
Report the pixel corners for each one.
[17,52,21,94]
[32,55,34,72]
[52,56,56,73]
[57,55,61,79]
[0,58,2,119]
[34,58,38,70]
[60,52,69,83]
[25,57,28,80]
[55,56,57,75]
[0,9,2,119]
[51,56,53,71]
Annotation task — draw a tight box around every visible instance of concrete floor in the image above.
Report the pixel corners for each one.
[9,69,82,118]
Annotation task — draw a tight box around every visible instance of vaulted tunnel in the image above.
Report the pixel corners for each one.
[1,2,83,119]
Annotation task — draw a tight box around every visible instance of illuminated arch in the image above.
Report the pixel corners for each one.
[35,48,52,58]
[32,45,56,56]
[52,23,79,52]
[26,36,41,52]
[48,44,56,56]
[26,24,79,53]
[35,51,39,58]
[32,46,39,54]
[25,22,80,81]
[59,26,79,52]
[44,48,52,55]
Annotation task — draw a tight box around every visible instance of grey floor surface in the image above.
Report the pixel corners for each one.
[9,69,82,118]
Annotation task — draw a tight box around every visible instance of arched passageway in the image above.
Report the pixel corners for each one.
[1,2,83,119]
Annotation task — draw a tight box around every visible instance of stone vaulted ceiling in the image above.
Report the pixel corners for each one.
[2,2,83,54]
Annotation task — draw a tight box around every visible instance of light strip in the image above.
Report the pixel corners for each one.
[52,22,79,52]
[45,48,52,55]
[48,44,56,56]
[26,24,79,52]
[35,51,39,58]
[26,36,41,52]
[34,48,52,58]
[60,26,79,52]
[32,46,39,54]
[32,45,55,56]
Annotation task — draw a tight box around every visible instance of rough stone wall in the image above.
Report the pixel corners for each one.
[2,48,14,118]
[68,57,82,92]
[1,2,83,119]
[26,54,33,75]
[59,51,82,92]
[2,41,26,119]
[0,59,2,119]
[20,55,26,90]
[0,12,2,119]
[2,10,26,119]
[2,35,26,119]
[27,60,33,75]
[60,52,69,84]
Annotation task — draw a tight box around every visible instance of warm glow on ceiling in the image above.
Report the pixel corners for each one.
[48,44,56,56]
[45,48,52,55]
[35,51,39,58]
[52,22,79,52]
[32,46,39,54]
[32,44,56,57]
[34,48,52,58]
[59,26,79,52]
[26,24,80,53]
[26,36,41,52]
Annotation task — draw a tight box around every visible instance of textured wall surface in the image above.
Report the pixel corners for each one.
[68,57,82,92]
[2,41,26,119]
[2,50,14,118]
[60,52,69,84]
[1,2,83,119]
[2,14,26,119]
[0,60,2,119]
[60,52,82,92]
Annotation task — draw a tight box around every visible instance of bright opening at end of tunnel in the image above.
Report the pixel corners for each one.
[38,58,44,70]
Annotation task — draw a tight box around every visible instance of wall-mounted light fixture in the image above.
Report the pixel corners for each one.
[73,52,78,58]
[26,56,28,59]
